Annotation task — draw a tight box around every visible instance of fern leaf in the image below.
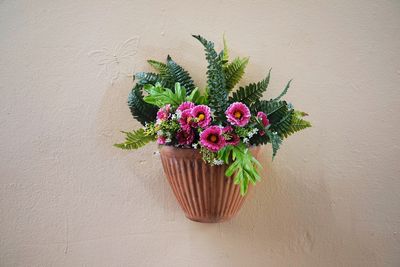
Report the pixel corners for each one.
[114,128,155,150]
[270,110,312,138]
[192,35,227,120]
[128,84,158,126]
[229,70,271,106]
[224,57,249,91]
[274,79,292,101]
[147,60,170,77]
[266,131,282,159]
[223,34,229,64]
[166,55,196,95]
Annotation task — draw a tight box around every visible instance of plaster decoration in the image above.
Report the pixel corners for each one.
[88,37,140,84]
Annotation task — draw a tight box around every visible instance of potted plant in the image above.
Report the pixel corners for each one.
[115,35,311,223]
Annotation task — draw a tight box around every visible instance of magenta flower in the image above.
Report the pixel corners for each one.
[222,126,240,145]
[226,133,240,145]
[257,111,270,127]
[225,102,251,127]
[157,104,171,121]
[176,129,194,145]
[179,109,194,130]
[200,126,226,152]
[157,136,167,145]
[177,101,195,112]
[191,105,211,128]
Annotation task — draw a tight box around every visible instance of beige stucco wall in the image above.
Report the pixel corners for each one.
[1,0,399,266]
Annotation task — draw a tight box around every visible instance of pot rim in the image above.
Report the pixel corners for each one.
[158,145,262,160]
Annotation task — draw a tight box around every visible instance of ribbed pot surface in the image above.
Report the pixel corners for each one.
[159,146,261,223]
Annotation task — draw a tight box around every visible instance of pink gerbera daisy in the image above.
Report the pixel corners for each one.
[257,111,269,136]
[176,129,195,145]
[157,136,167,145]
[200,126,226,152]
[177,101,195,112]
[257,111,269,127]
[179,109,194,130]
[222,126,240,145]
[225,102,251,127]
[157,104,171,121]
[191,105,212,128]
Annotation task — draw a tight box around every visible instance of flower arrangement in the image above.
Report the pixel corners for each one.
[115,35,311,195]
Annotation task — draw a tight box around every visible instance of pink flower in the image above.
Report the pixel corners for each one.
[225,102,251,127]
[157,104,171,121]
[191,105,212,128]
[177,101,195,112]
[257,111,269,127]
[200,126,226,152]
[179,109,194,130]
[257,111,269,136]
[176,129,194,145]
[226,134,240,145]
[222,126,240,145]
[157,136,166,145]
[222,126,233,133]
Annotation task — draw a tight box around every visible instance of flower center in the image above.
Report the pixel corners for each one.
[209,135,218,143]
[198,113,205,121]
[186,116,192,124]
[234,111,242,119]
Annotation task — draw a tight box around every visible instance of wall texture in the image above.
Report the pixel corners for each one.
[1,0,399,266]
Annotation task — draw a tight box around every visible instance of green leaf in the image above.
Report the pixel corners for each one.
[224,144,262,195]
[192,34,227,120]
[223,34,229,63]
[266,131,282,159]
[166,55,196,95]
[224,57,249,91]
[127,84,158,126]
[143,83,186,107]
[114,128,156,150]
[147,60,170,77]
[274,79,292,101]
[229,69,271,106]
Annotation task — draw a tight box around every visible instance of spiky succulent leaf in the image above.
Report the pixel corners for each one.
[224,57,249,91]
[114,128,156,150]
[127,84,158,126]
[166,55,196,95]
[229,70,271,106]
[192,34,227,120]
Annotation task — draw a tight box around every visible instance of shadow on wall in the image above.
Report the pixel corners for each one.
[95,66,377,266]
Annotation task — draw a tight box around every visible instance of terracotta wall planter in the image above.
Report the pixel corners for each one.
[159,146,261,223]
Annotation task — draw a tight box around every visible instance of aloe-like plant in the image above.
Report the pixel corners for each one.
[116,34,311,195]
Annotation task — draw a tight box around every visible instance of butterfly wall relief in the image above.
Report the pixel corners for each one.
[88,37,140,84]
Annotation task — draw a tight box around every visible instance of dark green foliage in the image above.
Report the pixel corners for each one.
[273,112,312,138]
[135,72,164,86]
[114,128,156,150]
[266,131,282,159]
[224,57,249,91]
[192,34,227,120]
[166,55,196,94]
[253,100,311,139]
[274,79,292,101]
[127,84,158,126]
[146,56,196,94]
[147,60,170,77]
[229,70,271,106]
